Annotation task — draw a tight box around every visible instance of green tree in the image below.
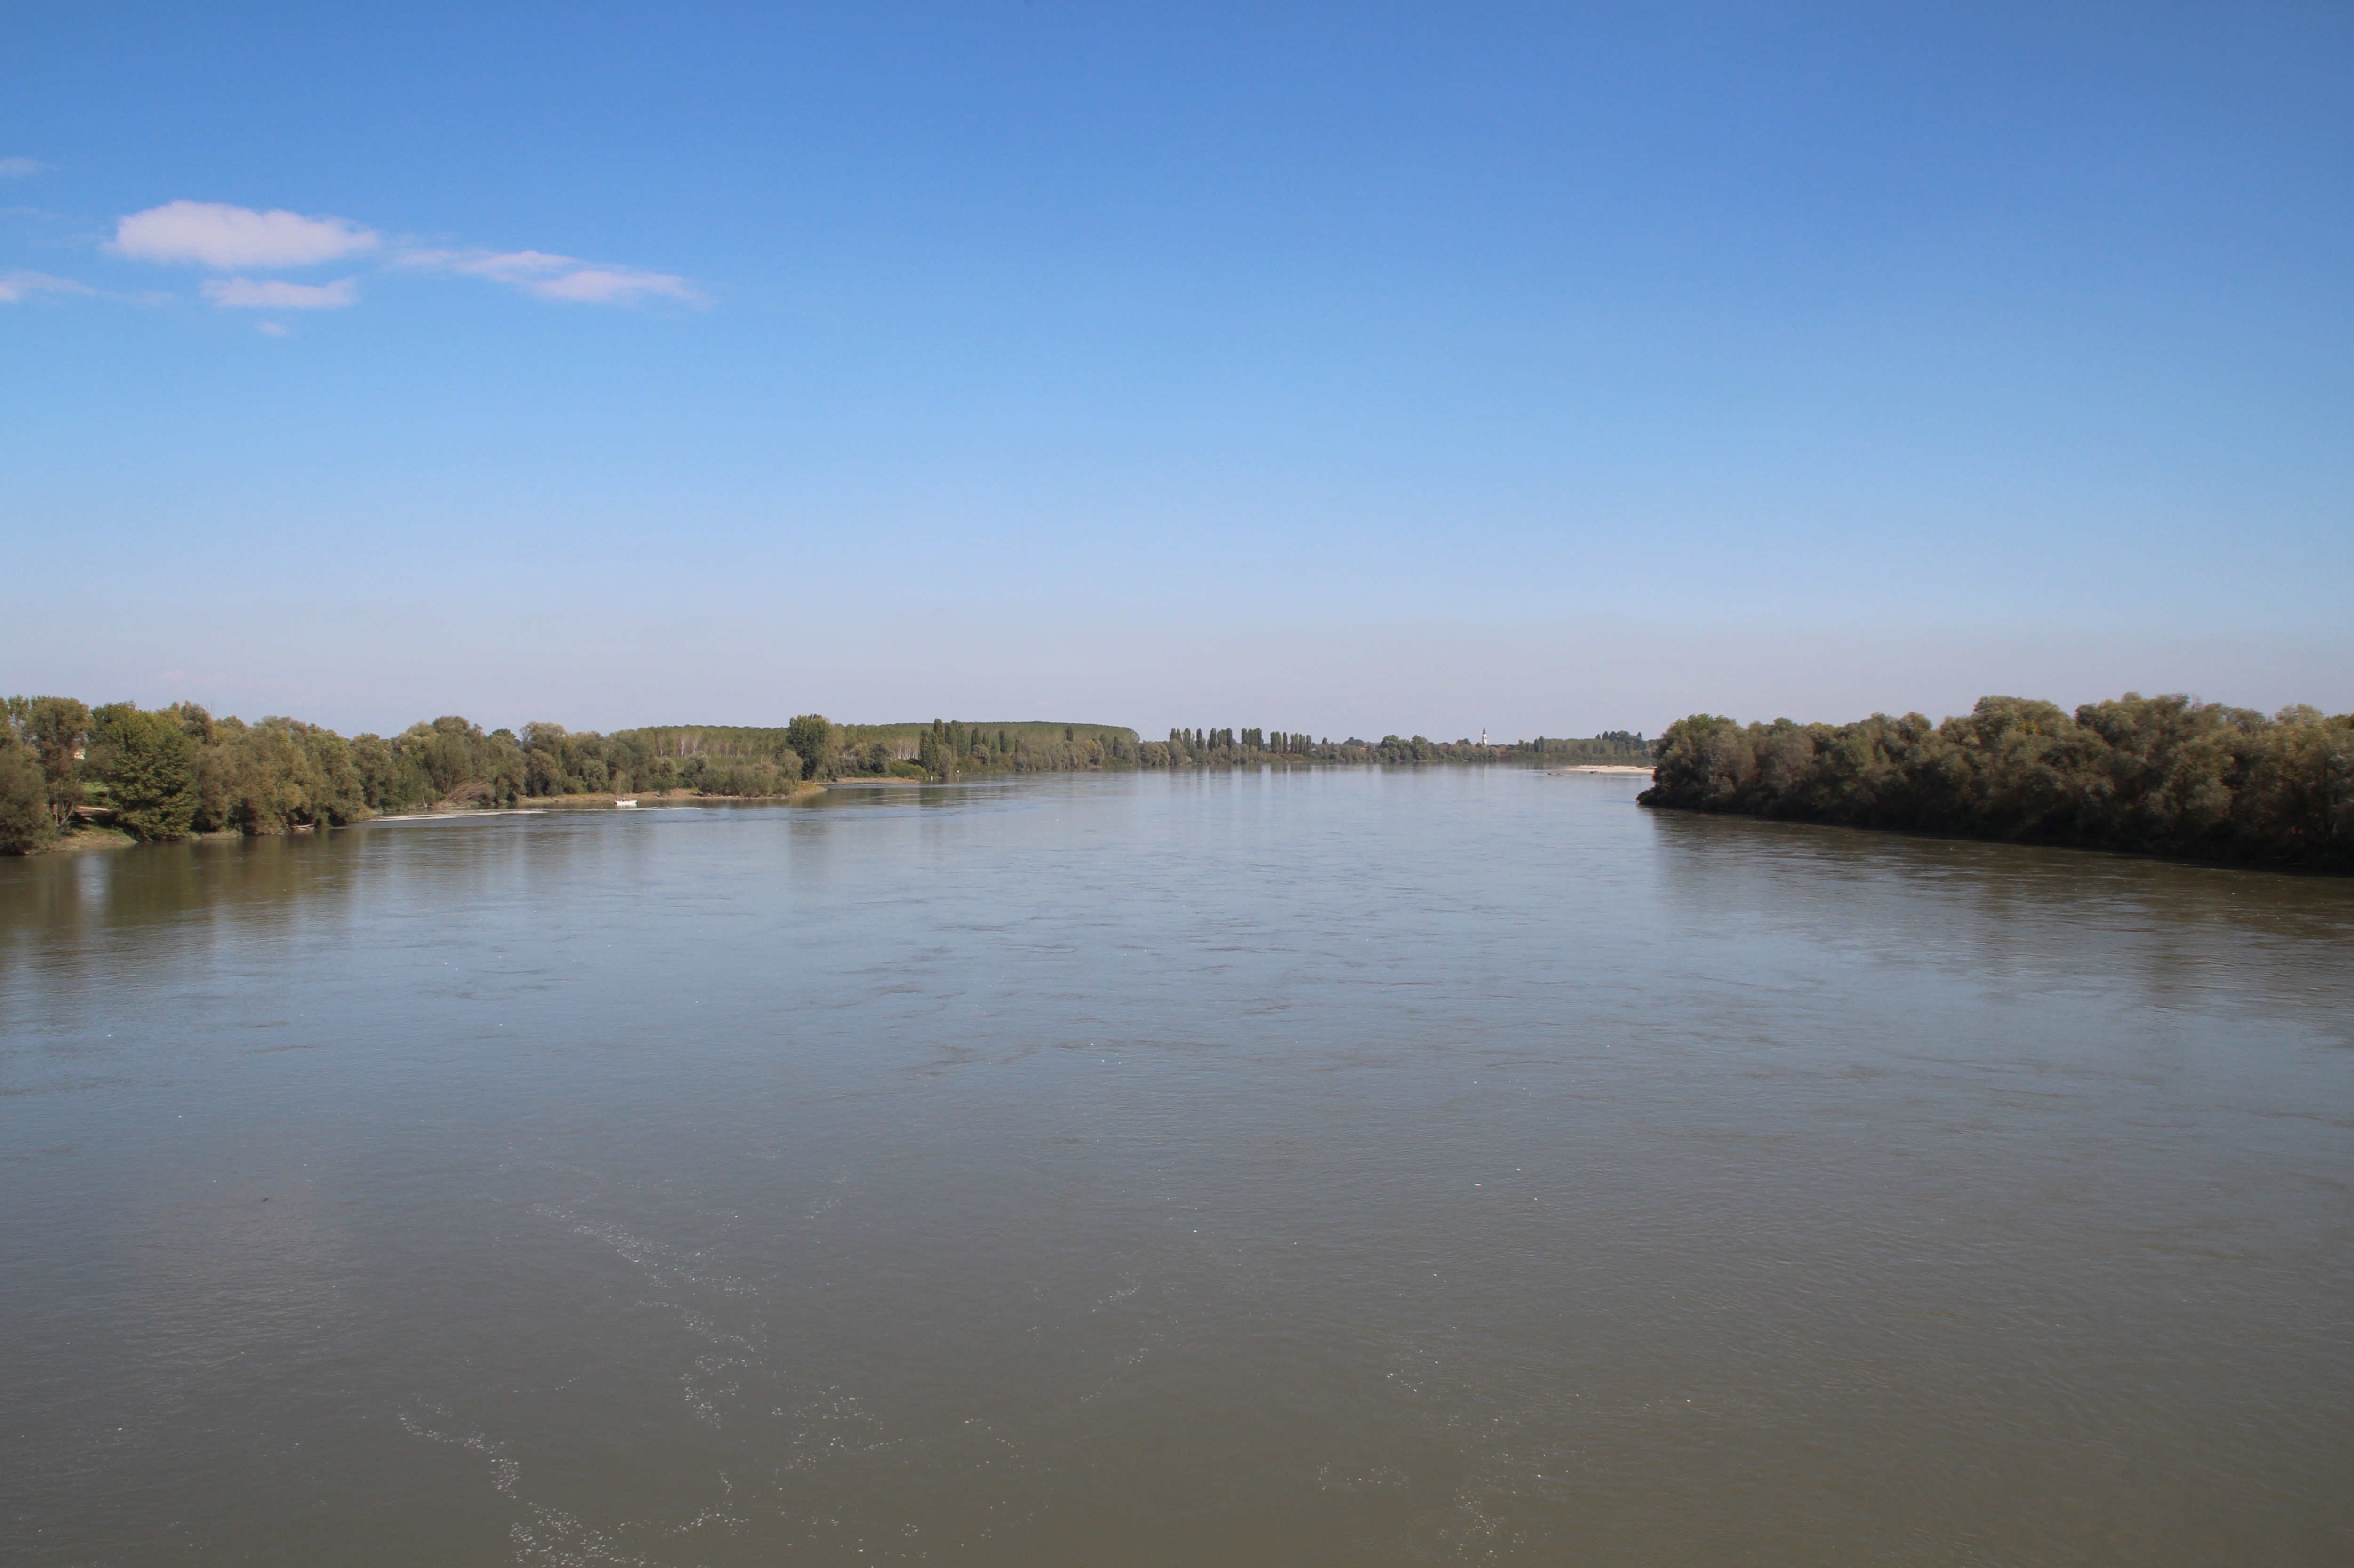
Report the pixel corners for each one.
[918,720,953,778]
[9,696,93,827]
[89,704,199,840]
[1641,692,2353,869]
[0,739,51,852]
[404,716,485,798]
[785,714,833,780]
[350,733,423,812]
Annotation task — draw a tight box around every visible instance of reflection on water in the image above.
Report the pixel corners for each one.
[3,771,2350,1565]
[1649,808,2354,1022]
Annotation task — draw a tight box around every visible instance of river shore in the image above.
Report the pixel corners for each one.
[375,783,829,821]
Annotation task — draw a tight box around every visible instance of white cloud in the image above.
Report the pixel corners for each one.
[256,321,289,337]
[82,202,698,315]
[0,270,96,302]
[203,276,358,309]
[0,157,47,178]
[112,200,379,268]
[533,266,698,304]
[399,246,701,305]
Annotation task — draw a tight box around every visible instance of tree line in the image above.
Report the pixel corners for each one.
[0,694,1658,855]
[1138,728,1650,768]
[1639,694,2354,869]
[609,720,1147,781]
[852,721,1649,776]
[0,704,1158,850]
[0,699,856,852]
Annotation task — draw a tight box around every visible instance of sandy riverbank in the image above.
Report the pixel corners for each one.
[377,784,828,821]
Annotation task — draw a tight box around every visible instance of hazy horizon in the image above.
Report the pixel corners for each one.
[6,618,2338,746]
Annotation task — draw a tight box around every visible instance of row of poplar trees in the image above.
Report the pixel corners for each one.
[1137,729,1651,767]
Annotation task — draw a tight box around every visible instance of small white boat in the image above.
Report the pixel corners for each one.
[615,799,639,808]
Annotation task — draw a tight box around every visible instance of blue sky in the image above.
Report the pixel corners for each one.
[5,2,2349,738]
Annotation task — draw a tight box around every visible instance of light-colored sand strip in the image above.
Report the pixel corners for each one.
[368,808,551,823]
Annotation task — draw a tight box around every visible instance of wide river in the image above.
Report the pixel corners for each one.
[3,768,2349,1565]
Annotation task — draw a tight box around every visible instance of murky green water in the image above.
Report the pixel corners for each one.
[4,769,2349,1565]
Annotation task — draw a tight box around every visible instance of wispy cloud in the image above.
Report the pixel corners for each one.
[73,199,700,316]
[399,247,702,305]
[112,200,379,269]
[202,276,359,309]
[0,157,48,179]
[0,269,96,303]
[534,266,699,304]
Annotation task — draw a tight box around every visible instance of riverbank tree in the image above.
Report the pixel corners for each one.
[89,704,200,840]
[0,697,841,848]
[0,736,48,853]
[1640,694,2354,869]
[2,691,1660,853]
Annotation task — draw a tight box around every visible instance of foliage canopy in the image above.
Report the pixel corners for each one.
[1640,694,2354,869]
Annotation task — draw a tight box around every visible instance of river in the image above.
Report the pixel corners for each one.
[4,768,2349,1564]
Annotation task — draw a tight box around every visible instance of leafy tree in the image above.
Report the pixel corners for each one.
[918,720,954,778]
[1641,694,2354,869]
[785,714,833,780]
[0,738,51,853]
[8,696,93,827]
[405,717,487,798]
[88,704,199,840]
[350,733,422,812]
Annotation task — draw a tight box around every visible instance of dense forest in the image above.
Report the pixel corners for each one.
[1640,694,2354,869]
[0,695,1656,854]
